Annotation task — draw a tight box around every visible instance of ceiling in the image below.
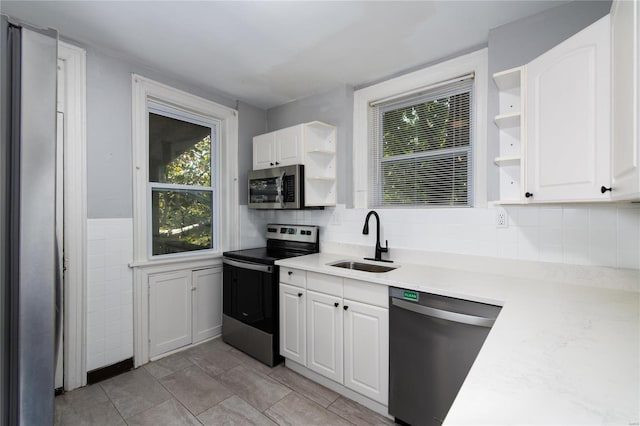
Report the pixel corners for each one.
[2,1,568,109]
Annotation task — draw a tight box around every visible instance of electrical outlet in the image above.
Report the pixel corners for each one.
[496,208,508,228]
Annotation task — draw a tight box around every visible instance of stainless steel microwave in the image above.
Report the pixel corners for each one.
[248,164,304,209]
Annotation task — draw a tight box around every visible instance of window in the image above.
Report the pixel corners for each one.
[148,108,218,255]
[368,78,473,207]
[131,75,239,263]
[353,49,487,209]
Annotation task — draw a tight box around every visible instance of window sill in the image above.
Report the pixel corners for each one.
[129,253,222,269]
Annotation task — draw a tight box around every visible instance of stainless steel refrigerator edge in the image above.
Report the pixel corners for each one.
[1,16,59,426]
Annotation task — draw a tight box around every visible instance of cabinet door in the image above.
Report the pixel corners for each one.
[279,283,306,365]
[149,271,192,357]
[611,0,640,199]
[306,290,343,383]
[526,16,611,202]
[253,132,276,170]
[192,267,222,344]
[276,125,303,166]
[343,299,389,405]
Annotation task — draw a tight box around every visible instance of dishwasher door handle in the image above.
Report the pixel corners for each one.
[391,298,496,328]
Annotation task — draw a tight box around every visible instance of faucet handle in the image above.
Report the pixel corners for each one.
[380,240,389,253]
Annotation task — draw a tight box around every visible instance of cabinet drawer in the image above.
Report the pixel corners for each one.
[280,267,306,288]
[307,272,342,296]
[344,278,388,308]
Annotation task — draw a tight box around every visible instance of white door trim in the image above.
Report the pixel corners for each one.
[58,41,87,390]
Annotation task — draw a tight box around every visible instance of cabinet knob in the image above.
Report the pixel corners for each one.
[297,292,303,297]
[275,161,280,165]
[270,162,274,166]
[525,192,533,198]
[600,186,612,194]
[343,305,349,311]
[334,302,339,308]
[288,271,293,276]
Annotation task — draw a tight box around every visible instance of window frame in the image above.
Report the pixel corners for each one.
[371,82,474,207]
[353,49,488,209]
[131,75,239,265]
[146,103,219,258]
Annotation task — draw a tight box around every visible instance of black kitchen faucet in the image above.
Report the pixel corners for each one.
[362,210,392,263]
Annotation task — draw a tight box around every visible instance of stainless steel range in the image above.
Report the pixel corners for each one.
[222,224,319,366]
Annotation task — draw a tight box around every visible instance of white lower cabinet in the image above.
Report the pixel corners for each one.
[192,268,223,344]
[307,290,343,383]
[279,270,389,406]
[279,283,306,364]
[149,267,222,358]
[149,271,192,357]
[343,299,389,404]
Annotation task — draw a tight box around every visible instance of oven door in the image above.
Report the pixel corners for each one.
[222,258,276,333]
[248,164,303,209]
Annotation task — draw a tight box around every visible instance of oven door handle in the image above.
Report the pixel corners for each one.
[223,257,273,273]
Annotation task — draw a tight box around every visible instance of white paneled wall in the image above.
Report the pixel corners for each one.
[87,218,134,370]
[243,204,640,270]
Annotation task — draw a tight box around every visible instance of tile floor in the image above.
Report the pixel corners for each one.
[55,338,394,425]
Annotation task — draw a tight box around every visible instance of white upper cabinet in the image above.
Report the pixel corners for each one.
[525,15,611,202]
[253,121,337,206]
[276,125,303,165]
[252,126,302,170]
[611,0,640,200]
[253,132,277,170]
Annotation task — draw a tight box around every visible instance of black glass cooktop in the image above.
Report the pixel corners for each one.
[222,247,310,265]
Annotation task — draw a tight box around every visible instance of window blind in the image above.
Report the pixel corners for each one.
[368,77,474,207]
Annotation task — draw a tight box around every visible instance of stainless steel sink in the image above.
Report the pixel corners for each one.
[329,260,397,273]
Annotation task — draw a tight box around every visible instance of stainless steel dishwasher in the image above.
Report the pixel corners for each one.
[389,287,501,426]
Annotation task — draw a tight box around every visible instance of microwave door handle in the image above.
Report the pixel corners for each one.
[277,170,286,207]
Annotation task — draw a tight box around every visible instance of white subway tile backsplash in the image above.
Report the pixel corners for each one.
[563,243,591,265]
[86,218,134,371]
[539,244,563,263]
[516,207,540,227]
[539,228,563,246]
[539,208,563,229]
[563,208,589,229]
[243,204,639,270]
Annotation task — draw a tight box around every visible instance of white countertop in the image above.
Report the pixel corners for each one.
[276,252,640,425]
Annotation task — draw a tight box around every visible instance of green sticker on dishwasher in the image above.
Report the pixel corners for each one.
[403,291,418,301]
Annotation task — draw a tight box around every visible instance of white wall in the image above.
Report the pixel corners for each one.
[80,44,267,370]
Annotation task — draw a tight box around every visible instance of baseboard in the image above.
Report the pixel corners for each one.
[284,359,391,419]
[86,357,134,385]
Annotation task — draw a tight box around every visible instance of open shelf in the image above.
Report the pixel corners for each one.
[494,66,525,204]
[494,156,521,166]
[493,67,522,91]
[494,112,521,129]
[303,121,337,207]
[307,176,336,181]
